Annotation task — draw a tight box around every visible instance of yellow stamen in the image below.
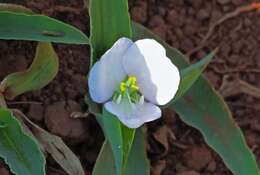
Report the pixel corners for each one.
[119,76,139,93]
[114,76,142,104]
[128,76,137,84]
[131,84,139,91]
[120,82,127,92]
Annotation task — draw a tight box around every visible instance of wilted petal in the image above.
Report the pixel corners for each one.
[88,38,133,103]
[105,99,161,128]
[123,39,180,105]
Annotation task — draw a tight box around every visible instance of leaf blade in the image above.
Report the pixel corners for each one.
[173,50,216,101]
[0,11,88,44]
[92,128,149,175]
[96,109,136,175]
[92,140,116,175]
[97,109,124,175]
[0,108,45,175]
[0,42,58,100]
[125,128,150,175]
[89,0,132,64]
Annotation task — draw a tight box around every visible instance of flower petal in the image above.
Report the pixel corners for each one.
[122,39,180,105]
[88,38,133,103]
[104,99,161,128]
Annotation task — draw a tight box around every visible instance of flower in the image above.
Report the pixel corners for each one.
[88,38,180,128]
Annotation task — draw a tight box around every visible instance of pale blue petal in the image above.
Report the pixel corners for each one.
[105,99,161,128]
[88,38,133,103]
[123,39,180,105]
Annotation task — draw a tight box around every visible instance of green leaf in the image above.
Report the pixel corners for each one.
[96,109,135,175]
[89,0,132,65]
[173,50,216,101]
[0,108,45,175]
[121,124,136,171]
[0,42,59,100]
[96,109,123,175]
[0,11,88,44]
[92,141,116,175]
[125,128,150,175]
[132,22,260,175]
[93,128,149,175]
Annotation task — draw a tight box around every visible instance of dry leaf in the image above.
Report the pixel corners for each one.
[153,126,176,153]
[13,109,85,175]
[151,160,166,175]
[220,75,260,98]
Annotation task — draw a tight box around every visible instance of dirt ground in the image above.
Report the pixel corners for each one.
[0,0,259,175]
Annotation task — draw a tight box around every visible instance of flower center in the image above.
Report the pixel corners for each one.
[120,76,139,93]
[113,76,143,104]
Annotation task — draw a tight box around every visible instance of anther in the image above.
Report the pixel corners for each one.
[120,83,127,92]
[131,84,139,91]
[128,76,137,84]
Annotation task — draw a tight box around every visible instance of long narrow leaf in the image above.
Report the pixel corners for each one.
[89,0,132,65]
[0,11,88,44]
[0,108,45,175]
[173,50,216,101]
[0,42,59,100]
[92,128,149,175]
[96,109,124,175]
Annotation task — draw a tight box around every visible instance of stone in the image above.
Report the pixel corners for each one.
[183,146,212,171]
[196,9,210,20]
[131,2,147,23]
[28,104,44,122]
[45,101,88,145]
[217,0,231,5]
[177,171,200,175]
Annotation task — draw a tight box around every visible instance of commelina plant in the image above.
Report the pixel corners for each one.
[88,1,260,175]
[88,38,180,128]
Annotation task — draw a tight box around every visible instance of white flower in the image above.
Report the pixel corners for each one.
[88,38,180,128]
